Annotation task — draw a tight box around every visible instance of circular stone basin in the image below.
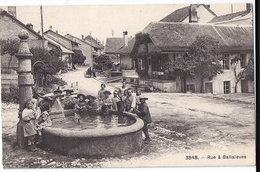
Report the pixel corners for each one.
[42,110,144,157]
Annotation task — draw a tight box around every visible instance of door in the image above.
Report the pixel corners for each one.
[223,81,230,94]
[241,79,248,93]
[205,83,213,94]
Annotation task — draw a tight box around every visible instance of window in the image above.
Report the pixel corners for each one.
[223,81,230,94]
[222,54,230,70]
[240,54,246,68]
[186,84,195,93]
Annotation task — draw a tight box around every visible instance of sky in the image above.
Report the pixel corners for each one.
[0,1,252,45]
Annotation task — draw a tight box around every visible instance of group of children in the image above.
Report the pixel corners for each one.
[22,82,152,152]
[96,82,152,144]
[21,98,52,152]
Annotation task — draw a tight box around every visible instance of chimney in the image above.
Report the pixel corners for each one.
[82,35,84,40]
[206,4,210,9]
[123,31,128,47]
[189,4,198,23]
[56,30,58,34]
[246,3,252,12]
[8,6,16,18]
[26,23,33,30]
[49,26,52,30]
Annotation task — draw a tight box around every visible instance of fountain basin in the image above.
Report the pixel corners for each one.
[42,110,144,157]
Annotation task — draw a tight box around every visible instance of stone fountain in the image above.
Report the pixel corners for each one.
[15,31,144,157]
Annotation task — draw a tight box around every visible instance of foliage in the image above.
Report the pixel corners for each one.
[189,35,223,93]
[93,55,113,70]
[30,47,63,75]
[1,85,19,103]
[72,50,86,65]
[231,53,254,93]
[0,39,20,73]
[161,54,196,92]
[45,75,67,86]
[0,39,19,56]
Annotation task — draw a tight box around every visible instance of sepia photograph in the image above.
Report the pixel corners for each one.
[0,0,255,170]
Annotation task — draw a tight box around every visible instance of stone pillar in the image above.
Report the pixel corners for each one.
[16,30,34,148]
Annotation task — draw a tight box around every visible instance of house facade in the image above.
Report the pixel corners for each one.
[0,8,61,91]
[44,28,80,69]
[64,34,104,66]
[131,22,253,94]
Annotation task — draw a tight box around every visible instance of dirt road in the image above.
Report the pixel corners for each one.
[2,66,255,168]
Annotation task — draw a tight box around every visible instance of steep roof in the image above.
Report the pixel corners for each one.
[160,4,216,22]
[64,34,97,48]
[116,37,136,55]
[44,30,79,45]
[0,9,59,49]
[141,22,253,52]
[84,35,104,49]
[45,37,73,54]
[104,37,130,53]
[209,10,250,23]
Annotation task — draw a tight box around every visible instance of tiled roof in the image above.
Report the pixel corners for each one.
[104,37,130,53]
[116,38,136,55]
[209,10,250,23]
[141,22,253,52]
[84,35,104,49]
[160,4,216,22]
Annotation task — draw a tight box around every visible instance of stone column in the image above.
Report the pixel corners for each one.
[16,30,34,148]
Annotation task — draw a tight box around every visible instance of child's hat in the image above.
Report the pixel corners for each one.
[139,95,148,100]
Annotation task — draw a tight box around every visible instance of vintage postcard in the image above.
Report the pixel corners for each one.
[0,0,256,170]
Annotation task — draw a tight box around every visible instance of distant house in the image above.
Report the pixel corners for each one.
[131,22,253,94]
[160,4,217,23]
[44,28,80,69]
[104,32,132,70]
[208,3,253,26]
[0,7,61,91]
[84,35,104,57]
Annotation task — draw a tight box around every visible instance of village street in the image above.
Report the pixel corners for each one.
[2,66,255,168]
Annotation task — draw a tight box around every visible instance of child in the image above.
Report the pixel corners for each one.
[21,99,37,151]
[36,111,52,144]
[86,95,98,113]
[111,90,121,111]
[100,90,113,114]
[62,89,75,110]
[75,94,87,110]
[134,95,152,144]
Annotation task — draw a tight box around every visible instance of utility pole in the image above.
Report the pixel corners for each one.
[40,6,44,49]
[231,4,233,14]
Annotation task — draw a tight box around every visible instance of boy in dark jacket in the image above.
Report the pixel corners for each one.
[134,95,152,144]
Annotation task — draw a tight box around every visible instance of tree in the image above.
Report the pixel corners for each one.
[231,53,254,93]
[162,54,196,93]
[93,55,112,70]
[0,39,19,73]
[72,50,85,65]
[189,35,223,93]
[30,47,64,86]
[30,47,63,74]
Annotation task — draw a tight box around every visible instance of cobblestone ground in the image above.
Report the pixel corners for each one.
[2,67,255,168]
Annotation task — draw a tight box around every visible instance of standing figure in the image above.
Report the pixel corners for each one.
[135,89,142,109]
[75,94,87,110]
[61,89,75,110]
[97,84,107,103]
[92,68,96,78]
[100,90,113,114]
[118,81,128,97]
[111,90,121,111]
[124,89,136,112]
[21,99,37,151]
[86,95,98,113]
[135,95,152,144]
